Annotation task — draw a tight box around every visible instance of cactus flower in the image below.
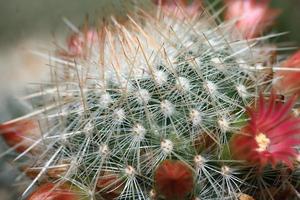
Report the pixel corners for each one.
[224,0,280,39]
[154,160,194,199]
[230,92,300,168]
[274,50,300,95]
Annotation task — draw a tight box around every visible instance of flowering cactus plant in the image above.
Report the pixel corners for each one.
[1,0,300,199]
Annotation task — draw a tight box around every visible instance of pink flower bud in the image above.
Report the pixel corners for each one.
[61,29,98,58]
[224,0,280,39]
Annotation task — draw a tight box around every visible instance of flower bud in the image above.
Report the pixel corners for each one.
[0,118,41,153]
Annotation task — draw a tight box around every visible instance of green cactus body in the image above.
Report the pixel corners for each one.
[5,6,290,200]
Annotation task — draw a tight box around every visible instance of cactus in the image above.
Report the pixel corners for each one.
[1,1,300,200]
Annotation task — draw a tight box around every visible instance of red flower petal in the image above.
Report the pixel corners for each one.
[155,160,194,200]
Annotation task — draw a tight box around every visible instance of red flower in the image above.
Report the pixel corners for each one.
[0,118,41,153]
[224,0,280,39]
[154,160,194,200]
[230,92,300,168]
[274,50,300,95]
[27,183,81,200]
[153,0,202,19]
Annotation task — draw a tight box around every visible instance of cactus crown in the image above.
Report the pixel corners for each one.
[5,4,292,200]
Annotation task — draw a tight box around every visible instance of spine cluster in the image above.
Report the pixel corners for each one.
[1,2,300,200]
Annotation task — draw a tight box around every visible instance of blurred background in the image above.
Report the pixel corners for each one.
[0,0,299,49]
[271,0,300,44]
[0,0,299,199]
